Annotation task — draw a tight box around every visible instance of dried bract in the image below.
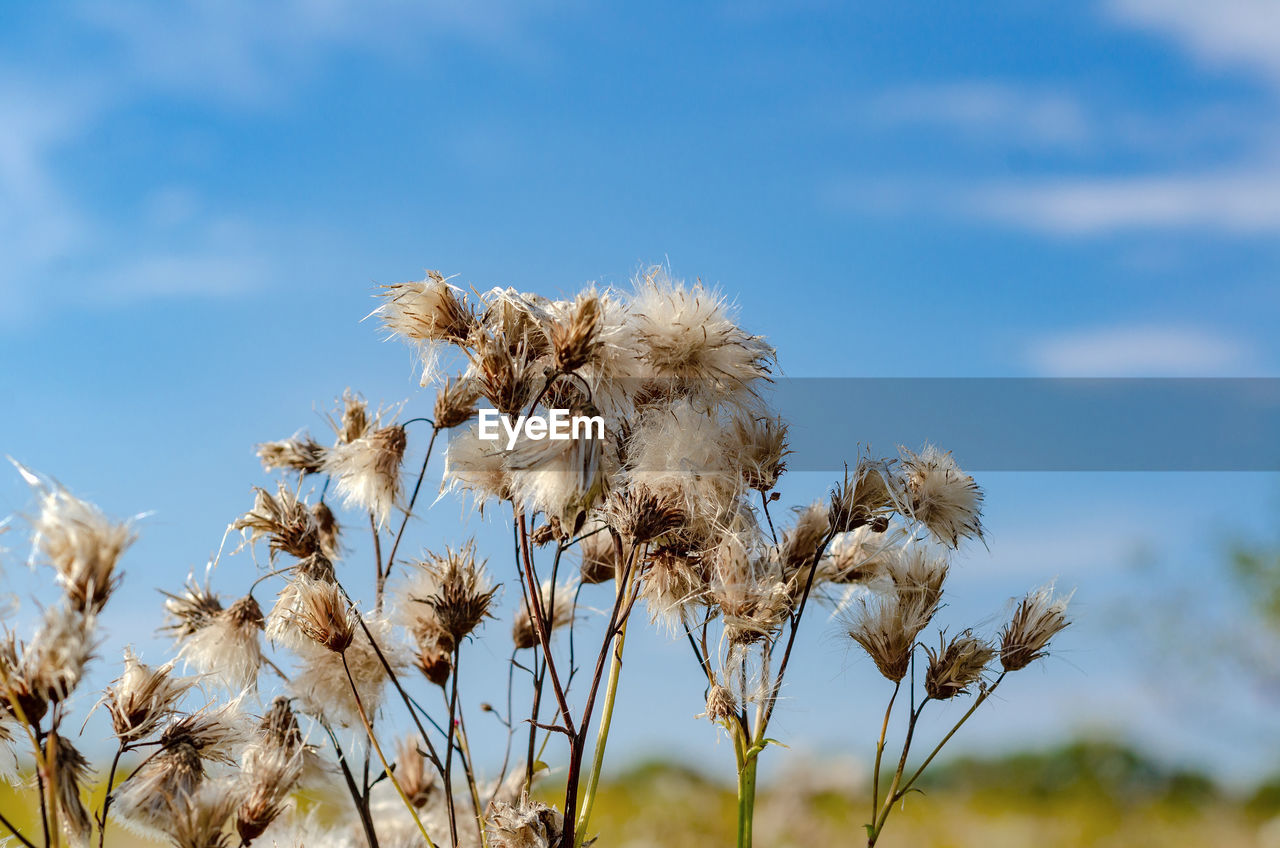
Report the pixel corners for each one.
[255,434,326,476]
[103,647,193,742]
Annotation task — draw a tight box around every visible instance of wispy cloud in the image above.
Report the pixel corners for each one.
[1106,0,1280,87]
[869,82,1093,149]
[970,170,1280,235]
[1028,324,1255,376]
[0,1,558,320]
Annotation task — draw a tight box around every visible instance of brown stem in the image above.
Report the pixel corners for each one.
[0,810,35,848]
[383,425,441,589]
[96,742,127,848]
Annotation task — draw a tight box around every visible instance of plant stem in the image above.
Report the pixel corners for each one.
[736,752,759,848]
[341,654,438,848]
[0,810,35,848]
[573,614,630,845]
[896,672,1006,801]
[383,425,440,592]
[96,742,126,848]
[443,648,462,847]
[870,681,901,827]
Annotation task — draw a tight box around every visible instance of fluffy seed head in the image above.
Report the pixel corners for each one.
[467,328,542,416]
[28,479,133,613]
[255,434,327,477]
[629,269,774,402]
[1000,585,1072,672]
[291,616,405,728]
[2,603,96,723]
[164,781,240,848]
[175,595,264,692]
[233,486,322,562]
[924,631,996,700]
[286,577,355,654]
[600,489,685,544]
[512,580,576,650]
[324,424,407,528]
[434,376,481,429]
[550,293,602,373]
[411,542,497,646]
[395,737,436,808]
[162,577,224,639]
[899,445,984,548]
[103,648,193,742]
[829,458,899,534]
[846,595,929,683]
[50,732,93,847]
[577,523,619,585]
[487,791,564,848]
[377,271,474,345]
[731,415,789,492]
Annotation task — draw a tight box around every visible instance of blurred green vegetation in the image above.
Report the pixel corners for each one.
[5,740,1280,847]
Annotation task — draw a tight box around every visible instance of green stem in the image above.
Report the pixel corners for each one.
[896,673,1006,801]
[573,617,630,845]
[736,752,759,848]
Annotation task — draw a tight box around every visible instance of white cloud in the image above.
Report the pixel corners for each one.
[1028,324,1254,376]
[0,1,559,319]
[969,170,1280,235]
[1106,0,1280,87]
[870,82,1093,148]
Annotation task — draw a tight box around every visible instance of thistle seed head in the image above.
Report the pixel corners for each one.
[434,375,481,429]
[255,434,326,477]
[324,423,407,528]
[899,445,984,548]
[550,293,602,373]
[104,647,193,742]
[924,631,996,700]
[1000,584,1072,672]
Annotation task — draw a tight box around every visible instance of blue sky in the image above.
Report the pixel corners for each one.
[2,0,1279,783]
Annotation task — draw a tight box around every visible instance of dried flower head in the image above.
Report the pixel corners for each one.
[829,458,899,534]
[103,647,193,742]
[1,603,96,723]
[324,424,407,528]
[550,293,602,373]
[411,542,497,646]
[311,501,341,560]
[732,415,789,492]
[467,328,542,416]
[235,742,303,845]
[434,375,481,429]
[899,445,984,548]
[601,489,682,545]
[924,631,996,700]
[629,269,774,402]
[779,501,831,574]
[845,594,929,683]
[442,425,512,507]
[1000,584,1072,672]
[395,737,436,808]
[512,580,576,650]
[820,525,904,586]
[233,485,322,562]
[487,791,564,848]
[176,594,264,692]
[378,271,475,345]
[640,545,707,632]
[332,390,372,444]
[26,475,134,613]
[701,683,738,724]
[888,544,949,630]
[164,781,240,848]
[162,577,224,639]
[291,616,405,728]
[285,577,355,654]
[577,523,619,584]
[159,710,243,766]
[112,740,205,839]
[255,434,327,477]
[505,426,609,535]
